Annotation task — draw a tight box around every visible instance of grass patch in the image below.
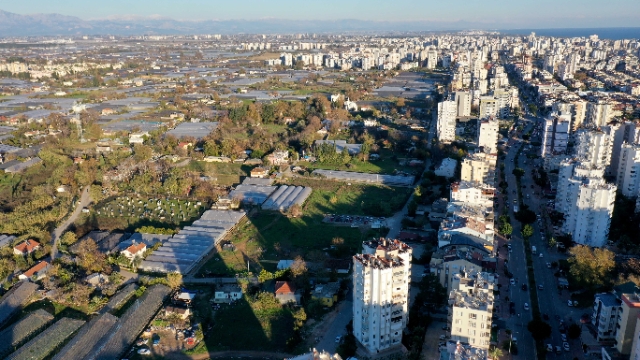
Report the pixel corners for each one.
[298,151,421,176]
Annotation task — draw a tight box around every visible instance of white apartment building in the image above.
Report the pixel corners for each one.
[493,89,511,118]
[616,144,640,198]
[478,97,497,119]
[561,176,616,248]
[455,91,471,117]
[281,53,293,67]
[438,100,457,143]
[461,153,496,186]
[353,239,412,354]
[541,115,570,157]
[574,127,613,168]
[615,292,640,355]
[448,272,494,349]
[592,292,622,342]
[450,181,495,209]
[586,101,615,127]
[611,121,640,180]
[572,100,587,131]
[477,118,499,154]
[426,49,438,69]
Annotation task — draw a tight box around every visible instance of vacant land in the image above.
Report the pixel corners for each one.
[188,161,252,186]
[197,179,410,276]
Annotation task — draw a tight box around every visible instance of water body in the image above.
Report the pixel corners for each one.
[498,27,640,40]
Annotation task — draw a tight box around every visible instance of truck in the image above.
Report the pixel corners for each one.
[531,246,537,255]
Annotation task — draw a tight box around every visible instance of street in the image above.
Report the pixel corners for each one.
[50,185,92,259]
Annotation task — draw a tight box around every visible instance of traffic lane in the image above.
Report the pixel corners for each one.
[316,300,353,354]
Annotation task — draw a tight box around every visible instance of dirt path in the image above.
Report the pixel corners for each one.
[51,185,92,259]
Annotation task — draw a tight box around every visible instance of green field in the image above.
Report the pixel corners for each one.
[197,178,410,276]
[299,149,422,176]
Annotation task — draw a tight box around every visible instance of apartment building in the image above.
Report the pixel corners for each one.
[353,239,412,354]
[477,118,499,154]
[561,176,616,248]
[574,127,613,168]
[541,115,570,157]
[438,100,457,143]
[455,91,471,117]
[429,248,485,293]
[592,292,622,342]
[461,153,497,186]
[610,121,640,180]
[426,49,438,69]
[448,272,495,349]
[586,101,615,127]
[572,100,587,131]
[450,181,495,209]
[615,292,640,355]
[493,89,511,118]
[616,144,640,198]
[479,97,497,119]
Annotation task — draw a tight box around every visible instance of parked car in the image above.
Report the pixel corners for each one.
[523,303,529,310]
[563,342,570,351]
[567,300,573,307]
[538,284,544,290]
[510,278,516,285]
[546,344,553,352]
[335,336,341,343]
[561,334,567,342]
[137,348,151,355]
[555,346,562,354]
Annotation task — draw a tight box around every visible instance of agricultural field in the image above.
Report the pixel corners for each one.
[298,149,422,176]
[197,178,410,276]
[91,196,206,230]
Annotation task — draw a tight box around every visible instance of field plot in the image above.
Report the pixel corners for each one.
[93,196,206,227]
[7,317,85,360]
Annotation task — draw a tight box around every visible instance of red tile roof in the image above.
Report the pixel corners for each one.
[14,239,41,254]
[22,261,49,278]
[125,243,147,255]
[275,281,295,295]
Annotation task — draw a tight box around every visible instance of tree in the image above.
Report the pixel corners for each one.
[548,237,557,248]
[288,204,302,217]
[568,246,615,288]
[290,256,307,277]
[60,231,77,246]
[527,319,552,341]
[512,168,525,177]
[166,272,183,289]
[521,224,534,239]
[489,346,503,360]
[76,239,106,273]
[500,222,513,236]
[567,323,582,339]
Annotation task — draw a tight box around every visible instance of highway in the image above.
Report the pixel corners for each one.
[501,115,585,359]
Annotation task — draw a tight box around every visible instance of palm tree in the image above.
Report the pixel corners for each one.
[489,346,503,360]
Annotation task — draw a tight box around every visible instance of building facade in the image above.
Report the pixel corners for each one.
[438,100,457,143]
[448,272,495,349]
[477,118,499,154]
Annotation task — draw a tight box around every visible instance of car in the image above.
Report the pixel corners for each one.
[546,262,552,268]
[555,346,562,354]
[521,284,528,291]
[335,336,342,343]
[513,199,517,203]
[546,344,553,352]
[563,342,570,351]
[137,348,151,355]
[523,303,529,310]
[561,334,567,342]
[539,253,543,258]
[510,278,516,285]
[538,284,544,290]
[567,300,573,307]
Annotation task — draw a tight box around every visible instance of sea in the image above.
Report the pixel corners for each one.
[497,27,640,40]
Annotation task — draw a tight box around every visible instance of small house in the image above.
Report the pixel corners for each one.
[122,242,147,260]
[13,239,41,256]
[250,167,269,178]
[311,282,340,307]
[165,305,191,320]
[266,150,289,166]
[213,284,243,303]
[19,261,50,281]
[85,272,109,287]
[275,281,301,305]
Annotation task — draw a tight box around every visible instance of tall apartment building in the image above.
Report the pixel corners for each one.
[455,91,471,117]
[555,160,605,213]
[574,127,613,168]
[448,272,494,349]
[450,181,495,209]
[426,49,438,69]
[493,89,511,118]
[353,239,412,354]
[592,292,622,343]
[611,121,640,180]
[478,97,497,119]
[561,175,616,248]
[461,153,497,186]
[437,100,457,143]
[280,53,293,67]
[615,292,640,355]
[541,115,570,157]
[586,101,615,127]
[477,118,499,154]
[571,100,587,131]
[616,144,640,198]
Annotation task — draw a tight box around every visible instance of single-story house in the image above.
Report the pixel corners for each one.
[13,239,41,256]
[122,242,147,259]
[311,282,340,307]
[266,150,289,165]
[19,260,50,281]
[165,305,191,319]
[275,281,301,305]
[174,291,196,305]
[85,272,109,287]
[213,284,243,303]
[250,167,269,178]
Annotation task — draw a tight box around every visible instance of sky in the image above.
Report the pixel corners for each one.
[0,0,639,29]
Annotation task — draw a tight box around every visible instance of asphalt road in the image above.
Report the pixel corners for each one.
[503,116,584,359]
[50,186,92,259]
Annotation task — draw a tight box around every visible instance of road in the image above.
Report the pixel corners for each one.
[315,296,353,354]
[50,186,92,259]
[502,116,584,359]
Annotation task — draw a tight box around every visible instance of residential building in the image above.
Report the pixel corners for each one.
[541,115,570,157]
[438,202,495,249]
[477,118,499,154]
[479,97,497,119]
[18,261,50,281]
[311,282,340,307]
[13,239,41,256]
[250,167,269,178]
[574,127,613,169]
[610,121,640,180]
[266,150,289,165]
[461,153,497,186]
[438,100,457,143]
[571,100,587,131]
[592,292,622,342]
[429,248,486,293]
[435,158,458,178]
[448,272,495,349]
[427,49,438,69]
[213,284,243,304]
[586,101,615,127]
[122,242,147,259]
[616,292,640,355]
[275,281,301,305]
[455,91,471,117]
[616,144,640,198]
[164,305,191,320]
[493,89,511,118]
[314,140,363,155]
[353,239,412,354]
[450,181,495,209]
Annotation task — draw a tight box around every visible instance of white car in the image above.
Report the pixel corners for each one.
[567,300,573,307]
[137,348,151,355]
[563,342,570,351]
[561,334,567,342]
[539,253,543,258]
[510,278,516,285]
[546,344,553,352]
[523,303,529,310]
[335,336,341,343]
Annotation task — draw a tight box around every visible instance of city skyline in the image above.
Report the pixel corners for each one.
[1,0,639,29]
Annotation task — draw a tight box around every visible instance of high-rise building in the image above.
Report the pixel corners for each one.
[455,91,471,117]
[616,144,640,198]
[479,97,497,119]
[541,115,570,157]
[448,272,495,349]
[615,292,640,355]
[461,153,497,186]
[586,101,615,127]
[493,89,511,118]
[427,49,438,69]
[477,118,499,154]
[574,127,613,169]
[437,100,457,143]
[353,239,412,354]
